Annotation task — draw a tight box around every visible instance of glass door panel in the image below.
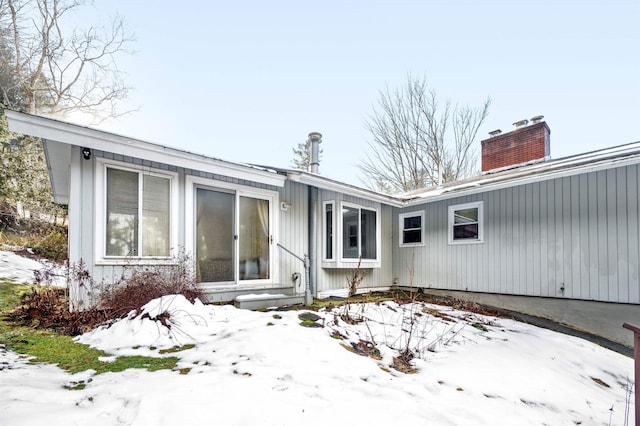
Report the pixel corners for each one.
[196,188,235,283]
[239,196,270,280]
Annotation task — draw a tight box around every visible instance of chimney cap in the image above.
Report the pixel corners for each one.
[308,132,322,142]
[513,119,529,128]
[530,115,544,123]
[488,129,502,137]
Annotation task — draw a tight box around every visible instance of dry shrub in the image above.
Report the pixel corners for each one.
[8,253,204,335]
[99,254,203,318]
[8,286,114,335]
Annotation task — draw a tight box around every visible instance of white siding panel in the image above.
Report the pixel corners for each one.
[392,163,640,304]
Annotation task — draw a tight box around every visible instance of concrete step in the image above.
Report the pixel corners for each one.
[234,293,305,310]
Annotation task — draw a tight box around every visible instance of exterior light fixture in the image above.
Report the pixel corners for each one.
[81,147,91,160]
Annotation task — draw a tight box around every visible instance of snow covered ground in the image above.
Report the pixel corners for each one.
[0,249,66,286]
[0,252,635,425]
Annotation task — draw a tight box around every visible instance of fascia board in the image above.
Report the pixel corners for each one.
[406,151,640,206]
[287,172,404,207]
[6,110,286,188]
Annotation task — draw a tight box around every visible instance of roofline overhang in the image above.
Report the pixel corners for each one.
[405,140,640,205]
[5,110,286,188]
[286,171,404,207]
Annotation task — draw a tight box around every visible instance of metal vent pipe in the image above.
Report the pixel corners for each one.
[308,132,322,174]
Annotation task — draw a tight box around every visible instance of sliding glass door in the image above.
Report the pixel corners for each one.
[195,188,272,285]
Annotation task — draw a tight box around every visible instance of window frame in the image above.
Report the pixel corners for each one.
[322,201,335,261]
[184,175,280,286]
[399,210,425,247]
[95,159,179,264]
[322,201,381,268]
[448,201,484,244]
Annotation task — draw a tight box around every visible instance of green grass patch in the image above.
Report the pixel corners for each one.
[158,344,195,354]
[0,280,31,312]
[0,280,179,375]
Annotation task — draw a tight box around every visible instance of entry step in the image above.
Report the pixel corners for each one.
[234,293,305,310]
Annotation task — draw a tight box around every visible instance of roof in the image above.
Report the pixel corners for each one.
[6,110,640,208]
[402,139,640,205]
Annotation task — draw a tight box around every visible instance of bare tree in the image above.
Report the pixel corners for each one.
[359,75,490,193]
[0,0,133,120]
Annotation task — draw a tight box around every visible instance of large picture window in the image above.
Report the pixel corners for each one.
[448,201,483,244]
[104,166,172,258]
[399,211,424,246]
[341,204,377,260]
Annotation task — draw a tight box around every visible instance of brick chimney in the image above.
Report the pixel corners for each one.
[481,116,550,172]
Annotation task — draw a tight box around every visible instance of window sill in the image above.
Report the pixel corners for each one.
[95,257,177,266]
[399,242,425,248]
[321,260,381,269]
[447,239,484,245]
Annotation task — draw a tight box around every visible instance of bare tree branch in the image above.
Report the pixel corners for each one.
[1,0,133,120]
[359,74,491,193]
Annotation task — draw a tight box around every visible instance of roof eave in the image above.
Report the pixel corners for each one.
[5,110,286,188]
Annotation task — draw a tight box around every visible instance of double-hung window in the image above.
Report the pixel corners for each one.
[98,161,176,261]
[399,211,424,246]
[448,201,483,244]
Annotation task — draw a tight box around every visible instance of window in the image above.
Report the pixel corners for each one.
[98,161,176,260]
[323,201,334,260]
[399,211,424,246]
[341,204,377,260]
[448,201,483,244]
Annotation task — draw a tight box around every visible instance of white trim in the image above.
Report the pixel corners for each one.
[5,110,286,188]
[399,210,425,247]
[185,175,280,286]
[94,158,179,265]
[448,201,484,245]
[336,201,382,268]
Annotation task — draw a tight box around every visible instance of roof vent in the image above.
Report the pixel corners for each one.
[488,129,502,137]
[530,115,544,124]
[308,132,322,174]
[513,119,529,129]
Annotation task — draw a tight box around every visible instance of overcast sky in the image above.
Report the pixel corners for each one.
[69,0,639,185]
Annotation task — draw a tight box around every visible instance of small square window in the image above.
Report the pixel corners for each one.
[448,202,483,244]
[399,211,424,246]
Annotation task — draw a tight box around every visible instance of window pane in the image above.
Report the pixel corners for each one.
[454,208,478,224]
[106,168,138,256]
[342,206,358,259]
[325,204,333,259]
[142,175,170,256]
[453,223,479,240]
[403,229,422,244]
[404,215,421,229]
[196,189,235,282]
[239,197,270,280]
[361,209,376,259]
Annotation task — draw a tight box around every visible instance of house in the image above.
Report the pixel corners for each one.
[6,110,640,347]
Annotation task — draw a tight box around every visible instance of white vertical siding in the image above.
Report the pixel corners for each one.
[392,163,640,304]
[277,181,308,292]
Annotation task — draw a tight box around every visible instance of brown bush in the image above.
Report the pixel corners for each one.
[100,255,203,318]
[7,286,115,335]
[9,254,204,336]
